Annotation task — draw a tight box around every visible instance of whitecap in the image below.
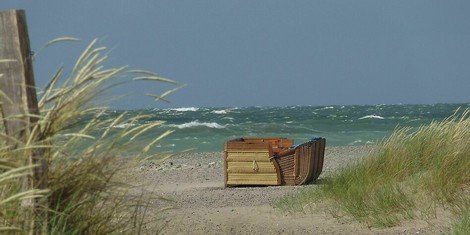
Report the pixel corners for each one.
[170,107,199,112]
[156,144,176,148]
[112,123,137,128]
[168,121,225,129]
[316,106,335,111]
[212,109,228,114]
[358,115,385,120]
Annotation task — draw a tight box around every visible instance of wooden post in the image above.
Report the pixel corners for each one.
[0,9,47,234]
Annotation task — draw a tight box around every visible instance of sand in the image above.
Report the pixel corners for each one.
[121,146,452,234]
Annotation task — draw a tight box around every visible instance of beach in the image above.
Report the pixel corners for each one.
[120,145,452,234]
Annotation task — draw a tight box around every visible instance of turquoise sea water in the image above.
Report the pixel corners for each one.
[106,103,469,153]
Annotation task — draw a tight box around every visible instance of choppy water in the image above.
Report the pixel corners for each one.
[105,103,469,153]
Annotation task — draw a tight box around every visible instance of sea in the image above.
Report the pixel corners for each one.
[107,103,469,153]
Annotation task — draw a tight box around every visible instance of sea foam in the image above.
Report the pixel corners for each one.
[169,121,226,129]
[358,115,385,120]
[112,123,137,128]
[170,107,199,112]
[212,109,228,114]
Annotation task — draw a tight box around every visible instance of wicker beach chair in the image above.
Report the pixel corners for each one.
[224,137,325,187]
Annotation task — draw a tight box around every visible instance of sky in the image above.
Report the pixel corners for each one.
[2,1,470,109]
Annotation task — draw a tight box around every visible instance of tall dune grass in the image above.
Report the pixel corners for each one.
[0,38,179,233]
[278,109,470,233]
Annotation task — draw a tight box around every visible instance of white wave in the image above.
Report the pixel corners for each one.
[212,109,228,114]
[358,115,385,120]
[156,144,176,148]
[169,121,225,129]
[112,123,137,128]
[170,107,199,112]
[317,106,335,110]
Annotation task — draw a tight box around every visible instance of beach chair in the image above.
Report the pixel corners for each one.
[224,137,325,187]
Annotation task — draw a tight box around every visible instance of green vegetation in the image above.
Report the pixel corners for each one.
[0,38,179,234]
[278,109,470,233]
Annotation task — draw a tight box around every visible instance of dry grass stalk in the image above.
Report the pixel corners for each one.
[278,109,470,233]
[1,38,181,234]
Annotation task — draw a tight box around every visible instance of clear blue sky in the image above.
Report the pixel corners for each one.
[2,1,470,109]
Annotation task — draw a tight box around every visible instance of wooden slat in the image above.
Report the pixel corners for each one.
[227,173,278,179]
[225,141,269,150]
[227,173,278,185]
[226,180,278,185]
[239,137,293,148]
[227,161,276,173]
[226,151,270,162]
[226,150,270,153]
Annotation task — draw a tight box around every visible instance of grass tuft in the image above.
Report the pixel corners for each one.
[1,38,181,234]
[278,108,470,232]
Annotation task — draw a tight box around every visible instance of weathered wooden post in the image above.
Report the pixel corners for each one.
[0,9,47,234]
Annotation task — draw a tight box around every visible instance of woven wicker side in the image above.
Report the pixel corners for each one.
[297,138,326,185]
[311,138,326,181]
[274,151,295,185]
[295,144,310,185]
[273,138,326,185]
[302,138,326,184]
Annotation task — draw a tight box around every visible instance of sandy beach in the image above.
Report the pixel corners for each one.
[121,145,452,234]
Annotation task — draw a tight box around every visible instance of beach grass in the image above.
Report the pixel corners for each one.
[0,38,178,234]
[277,109,470,233]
